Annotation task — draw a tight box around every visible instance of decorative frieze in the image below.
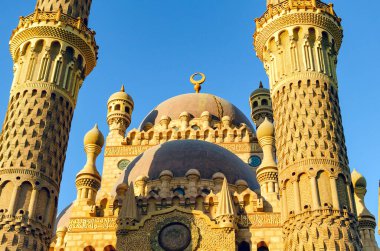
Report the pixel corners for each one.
[237,213,281,228]
[105,143,257,157]
[68,217,117,232]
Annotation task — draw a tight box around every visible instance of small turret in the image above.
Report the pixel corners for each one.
[351,169,378,250]
[215,178,236,228]
[249,81,273,129]
[256,118,279,210]
[75,124,104,206]
[107,85,134,137]
[118,183,138,227]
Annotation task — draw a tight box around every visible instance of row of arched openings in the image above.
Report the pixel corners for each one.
[252,99,269,108]
[14,40,84,98]
[238,241,269,251]
[83,245,115,251]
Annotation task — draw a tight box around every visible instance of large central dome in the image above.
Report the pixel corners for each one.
[116,140,259,190]
[139,93,254,130]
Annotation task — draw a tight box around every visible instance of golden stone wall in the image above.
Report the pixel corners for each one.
[254,0,361,249]
[0,4,97,250]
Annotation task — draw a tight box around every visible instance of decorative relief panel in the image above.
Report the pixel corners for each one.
[117,209,235,251]
[68,217,117,232]
[105,143,257,157]
[237,213,281,228]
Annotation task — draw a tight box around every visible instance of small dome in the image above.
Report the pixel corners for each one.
[115,140,259,190]
[160,170,174,178]
[256,118,274,139]
[84,124,104,147]
[186,169,201,177]
[250,81,270,97]
[212,172,225,180]
[180,111,190,118]
[139,93,254,131]
[235,179,248,187]
[201,111,210,117]
[56,226,68,233]
[116,183,128,192]
[351,169,367,188]
[108,85,134,105]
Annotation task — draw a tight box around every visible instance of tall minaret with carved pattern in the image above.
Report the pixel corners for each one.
[254,0,361,249]
[0,0,97,250]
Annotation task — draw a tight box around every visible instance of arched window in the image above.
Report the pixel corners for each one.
[15,182,33,214]
[84,246,95,251]
[257,241,269,251]
[115,104,121,111]
[258,247,269,251]
[261,99,268,106]
[103,245,116,251]
[0,181,14,212]
[125,106,130,113]
[173,187,185,196]
[238,241,250,251]
[253,101,258,108]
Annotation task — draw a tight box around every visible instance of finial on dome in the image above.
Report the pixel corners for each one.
[190,72,206,93]
[84,124,104,147]
[120,84,125,92]
[257,117,275,139]
[259,81,263,88]
[351,169,367,189]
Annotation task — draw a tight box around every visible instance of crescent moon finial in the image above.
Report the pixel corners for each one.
[190,73,206,93]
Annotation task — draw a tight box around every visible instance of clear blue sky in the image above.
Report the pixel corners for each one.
[0,0,379,241]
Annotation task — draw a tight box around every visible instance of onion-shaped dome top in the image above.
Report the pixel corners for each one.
[115,140,259,190]
[351,169,367,188]
[139,93,254,130]
[83,124,104,147]
[256,118,274,139]
[107,85,134,105]
[250,81,270,97]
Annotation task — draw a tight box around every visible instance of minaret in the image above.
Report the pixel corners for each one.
[99,86,134,196]
[249,81,273,129]
[351,170,378,250]
[254,0,361,249]
[106,85,134,141]
[74,125,104,209]
[256,118,279,211]
[0,0,97,249]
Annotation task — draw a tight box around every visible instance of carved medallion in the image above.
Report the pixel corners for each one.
[158,223,191,251]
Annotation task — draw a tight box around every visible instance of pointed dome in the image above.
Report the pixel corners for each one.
[216,178,235,217]
[256,118,274,139]
[108,85,134,105]
[83,124,104,147]
[351,169,366,188]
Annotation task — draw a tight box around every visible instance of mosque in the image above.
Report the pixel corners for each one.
[0,0,378,250]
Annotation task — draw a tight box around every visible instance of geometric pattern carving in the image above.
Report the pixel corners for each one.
[0,3,97,251]
[272,80,348,173]
[0,89,73,181]
[254,1,362,249]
